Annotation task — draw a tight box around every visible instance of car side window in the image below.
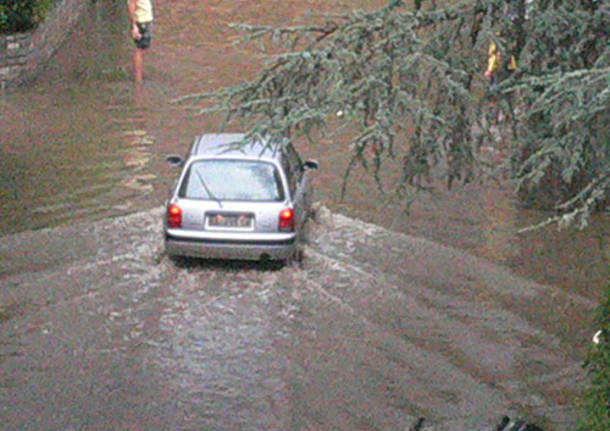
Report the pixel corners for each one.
[285,144,303,183]
[281,156,297,197]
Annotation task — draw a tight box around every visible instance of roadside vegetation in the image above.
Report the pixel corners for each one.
[0,0,56,34]
[178,0,608,231]
[578,287,610,431]
[175,0,609,427]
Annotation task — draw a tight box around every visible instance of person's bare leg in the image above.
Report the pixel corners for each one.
[133,47,145,84]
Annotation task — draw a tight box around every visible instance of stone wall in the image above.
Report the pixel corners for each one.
[0,0,91,88]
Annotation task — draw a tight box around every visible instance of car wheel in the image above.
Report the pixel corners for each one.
[167,253,189,267]
[284,245,304,268]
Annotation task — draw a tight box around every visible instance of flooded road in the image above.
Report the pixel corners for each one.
[0,205,597,430]
[0,1,608,430]
[1,1,145,231]
[1,0,606,296]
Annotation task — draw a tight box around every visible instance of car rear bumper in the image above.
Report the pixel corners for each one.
[164,233,296,261]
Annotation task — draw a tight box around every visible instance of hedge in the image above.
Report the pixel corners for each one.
[0,0,56,34]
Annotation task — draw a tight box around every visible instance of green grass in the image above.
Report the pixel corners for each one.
[577,286,610,431]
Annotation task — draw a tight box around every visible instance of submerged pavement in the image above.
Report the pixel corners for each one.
[0,205,595,430]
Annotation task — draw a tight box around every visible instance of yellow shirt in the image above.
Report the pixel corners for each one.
[487,42,501,74]
[486,41,517,75]
[129,0,153,23]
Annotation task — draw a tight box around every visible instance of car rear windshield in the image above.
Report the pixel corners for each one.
[179,159,285,202]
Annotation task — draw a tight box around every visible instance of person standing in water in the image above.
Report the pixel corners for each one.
[127,0,154,85]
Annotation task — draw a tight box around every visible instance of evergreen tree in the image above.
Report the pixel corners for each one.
[179,0,608,230]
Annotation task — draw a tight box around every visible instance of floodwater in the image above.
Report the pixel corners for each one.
[0,205,599,430]
[0,2,608,430]
[1,0,163,231]
[0,1,607,300]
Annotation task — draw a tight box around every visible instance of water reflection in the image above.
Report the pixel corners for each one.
[0,0,158,235]
[480,187,520,264]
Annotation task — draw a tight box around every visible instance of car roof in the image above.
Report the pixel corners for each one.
[189,133,283,161]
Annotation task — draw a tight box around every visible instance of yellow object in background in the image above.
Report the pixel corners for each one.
[487,41,501,75]
[486,41,517,76]
[508,55,517,71]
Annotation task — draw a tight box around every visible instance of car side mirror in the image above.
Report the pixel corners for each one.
[166,155,184,167]
[304,159,319,170]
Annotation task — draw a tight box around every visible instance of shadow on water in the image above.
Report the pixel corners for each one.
[166,255,286,273]
[36,0,130,85]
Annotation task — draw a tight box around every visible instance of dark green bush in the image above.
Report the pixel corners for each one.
[578,285,610,431]
[0,0,56,34]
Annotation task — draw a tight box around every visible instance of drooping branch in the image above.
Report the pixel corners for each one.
[176,0,609,230]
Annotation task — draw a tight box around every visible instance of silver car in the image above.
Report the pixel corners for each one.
[163,133,318,263]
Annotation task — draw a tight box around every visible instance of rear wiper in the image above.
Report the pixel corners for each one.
[195,171,223,208]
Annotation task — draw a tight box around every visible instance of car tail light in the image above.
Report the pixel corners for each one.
[279,208,294,232]
[167,204,182,228]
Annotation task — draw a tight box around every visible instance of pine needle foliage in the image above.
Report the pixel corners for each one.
[177,0,609,230]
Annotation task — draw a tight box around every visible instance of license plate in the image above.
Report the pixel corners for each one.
[207,213,253,228]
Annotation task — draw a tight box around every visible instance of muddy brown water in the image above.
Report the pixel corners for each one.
[0,2,607,429]
[1,0,606,300]
[0,204,599,430]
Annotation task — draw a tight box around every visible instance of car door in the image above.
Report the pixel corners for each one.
[284,144,310,232]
